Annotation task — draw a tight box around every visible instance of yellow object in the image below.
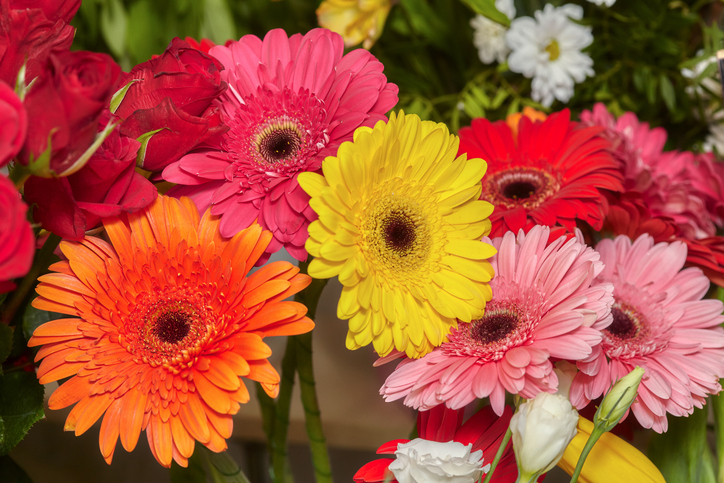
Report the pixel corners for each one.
[299,111,495,358]
[505,107,547,139]
[558,417,666,483]
[317,0,392,49]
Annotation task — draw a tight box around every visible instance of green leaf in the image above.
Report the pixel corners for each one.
[0,325,12,372]
[0,455,33,483]
[109,79,138,114]
[100,0,128,58]
[659,74,676,111]
[135,128,167,168]
[170,445,206,483]
[399,0,448,48]
[126,0,157,63]
[471,87,490,109]
[200,0,237,45]
[490,89,509,109]
[648,406,716,483]
[462,93,485,119]
[505,97,521,117]
[201,447,250,483]
[0,371,44,456]
[460,0,510,27]
[22,303,65,345]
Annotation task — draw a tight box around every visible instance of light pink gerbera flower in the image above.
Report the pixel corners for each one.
[570,234,724,433]
[380,226,614,416]
[163,28,399,262]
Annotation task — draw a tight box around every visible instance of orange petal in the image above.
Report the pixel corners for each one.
[216,351,250,377]
[99,398,123,460]
[146,416,173,468]
[245,359,280,385]
[256,317,315,338]
[37,273,94,297]
[201,402,234,439]
[261,382,279,398]
[178,392,211,444]
[202,358,242,391]
[38,360,85,385]
[49,375,92,409]
[193,370,232,414]
[265,273,312,305]
[29,318,82,339]
[242,280,291,308]
[232,334,272,361]
[197,210,224,255]
[119,389,147,452]
[30,297,79,318]
[75,394,114,436]
[172,442,189,468]
[203,423,228,453]
[104,217,133,261]
[170,414,195,458]
[245,261,297,292]
[242,302,301,331]
[64,396,92,431]
[48,260,74,276]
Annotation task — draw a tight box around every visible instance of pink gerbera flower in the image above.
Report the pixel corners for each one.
[380,226,614,416]
[571,234,724,433]
[163,28,398,262]
[581,103,724,240]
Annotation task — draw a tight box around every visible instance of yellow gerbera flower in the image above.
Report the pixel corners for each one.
[558,417,666,483]
[316,0,392,49]
[298,111,495,358]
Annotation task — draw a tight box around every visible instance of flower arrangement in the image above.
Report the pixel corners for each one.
[3,0,724,482]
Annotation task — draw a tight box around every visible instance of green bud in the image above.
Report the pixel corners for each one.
[596,366,645,432]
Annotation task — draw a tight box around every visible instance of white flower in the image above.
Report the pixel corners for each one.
[682,52,720,99]
[510,392,579,481]
[389,439,487,483]
[506,4,594,107]
[470,0,516,64]
[704,121,724,154]
[586,0,615,6]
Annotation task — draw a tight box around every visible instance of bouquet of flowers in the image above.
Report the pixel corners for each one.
[3,0,724,481]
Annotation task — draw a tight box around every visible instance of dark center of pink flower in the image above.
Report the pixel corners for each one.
[154,310,191,344]
[382,211,416,254]
[258,127,302,164]
[606,306,638,340]
[485,168,560,210]
[471,311,519,344]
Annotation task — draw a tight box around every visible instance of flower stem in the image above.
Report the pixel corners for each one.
[1,233,61,324]
[482,427,512,483]
[270,336,297,483]
[569,425,605,483]
[711,388,724,483]
[293,264,330,483]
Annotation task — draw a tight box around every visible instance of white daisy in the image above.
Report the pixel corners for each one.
[587,0,616,6]
[470,0,516,64]
[506,4,594,107]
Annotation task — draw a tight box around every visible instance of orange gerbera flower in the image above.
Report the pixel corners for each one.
[28,195,313,467]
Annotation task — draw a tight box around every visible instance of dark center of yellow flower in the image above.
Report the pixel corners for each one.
[471,310,519,344]
[382,211,417,254]
[545,40,561,61]
[154,310,192,344]
[485,167,560,210]
[258,126,302,163]
[605,305,642,341]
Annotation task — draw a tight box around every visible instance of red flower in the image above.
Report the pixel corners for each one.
[354,405,518,483]
[0,0,77,86]
[0,174,34,293]
[458,110,623,237]
[19,50,121,176]
[24,122,157,240]
[0,80,26,167]
[115,38,227,172]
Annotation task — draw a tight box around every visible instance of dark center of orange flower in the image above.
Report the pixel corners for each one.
[605,304,643,341]
[258,127,302,163]
[471,311,518,344]
[154,310,192,344]
[484,167,560,210]
[382,211,417,254]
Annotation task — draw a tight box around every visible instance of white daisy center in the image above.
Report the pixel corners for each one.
[545,39,561,61]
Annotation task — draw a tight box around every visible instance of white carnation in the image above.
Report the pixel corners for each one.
[389,439,487,483]
[470,0,516,64]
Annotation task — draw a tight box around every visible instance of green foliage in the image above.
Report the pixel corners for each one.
[461,0,510,26]
[170,445,250,483]
[0,325,12,375]
[0,456,33,483]
[648,406,716,483]
[0,371,44,456]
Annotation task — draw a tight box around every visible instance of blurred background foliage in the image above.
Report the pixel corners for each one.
[71,0,724,152]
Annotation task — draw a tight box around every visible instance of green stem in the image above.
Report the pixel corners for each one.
[293,264,330,483]
[270,336,297,483]
[1,233,61,325]
[711,385,724,483]
[482,427,512,483]
[8,163,31,189]
[569,426,605,483]
[256,383,276,451]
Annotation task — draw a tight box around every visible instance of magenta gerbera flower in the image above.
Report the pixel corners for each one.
[163,28,399,262]
[380,226,614,416]
[571,234,724,433]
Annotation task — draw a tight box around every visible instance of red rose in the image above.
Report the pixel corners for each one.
[19,50,121,176]
[24,122,158,240]
[0,0,76,86]
[115,38,227,172]
[0,174,34,294]
[0,80,26,167]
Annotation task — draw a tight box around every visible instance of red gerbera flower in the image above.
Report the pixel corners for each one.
[354,405,518,483]
[458,109,623,237]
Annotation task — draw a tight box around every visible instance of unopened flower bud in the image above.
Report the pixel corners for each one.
[596,366,644,432]
[510,392,579,482]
